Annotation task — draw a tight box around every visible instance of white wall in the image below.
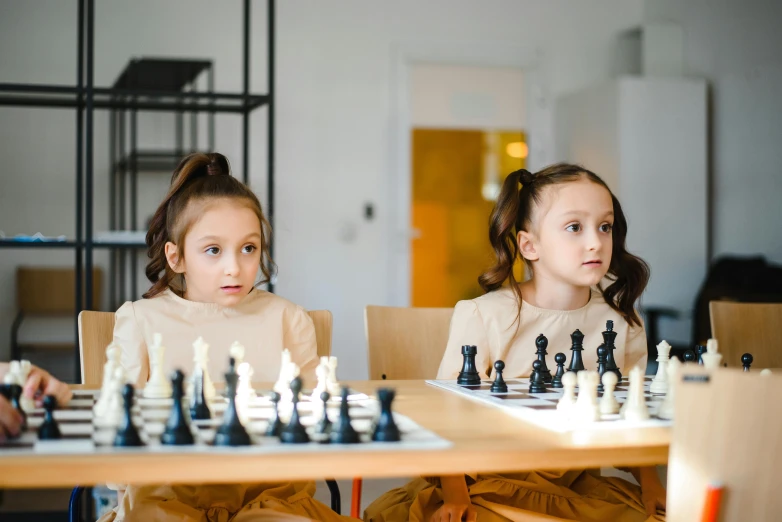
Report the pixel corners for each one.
[0,0,645,378]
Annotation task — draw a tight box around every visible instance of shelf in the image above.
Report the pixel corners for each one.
[113,58,211,92]
[0,239,146,249]
[114,149,192,172]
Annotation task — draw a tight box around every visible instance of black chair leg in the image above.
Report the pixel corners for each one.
[325,479,341,514]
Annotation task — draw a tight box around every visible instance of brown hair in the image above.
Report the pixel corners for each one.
[143,152,274,299]
[478,163,649,327]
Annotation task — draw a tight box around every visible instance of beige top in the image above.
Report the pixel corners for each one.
[436,287,648,379]
[114,288,319,389]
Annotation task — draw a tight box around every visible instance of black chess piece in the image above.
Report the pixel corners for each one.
[190,369,211,421]
[567,329,586,373]
[535,334,553,383]
[161,369,195,446]
[602,320,621,379]
[0,383,26,431]
[742,353,754,372]
[280,376,310,444]
[114,384,144,447]
[215,358,251,446]
[372,388,401,442]
[551,353,566,389]
[596,345,608,393]
[683,349,697,363]
[38,395,61,440]
[457,345,481,385]
[529,360,547,393]
[330,387,360,444]
[315,391,332,436]
[265,391,283,437]
[490,361,508,393]
[696,344,707,365]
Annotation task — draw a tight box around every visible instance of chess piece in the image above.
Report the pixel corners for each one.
[696,344,707,365]
[326,356,340,396]
[760,368,773,377]
[95,343,122,416]
[310,358,330,403]
[265,391,283,437]
[599,371,620,414]
[574,371,600,423]
[650,340,671,394]
[161,370,195,445]
[683,349,697,363]
[315,391,332,435]
[114,384,144,447]
[557,371,577,416]
[567,330,586,373]
[490,361,508,393]
[18,360,34,413]
[3,361,22,386]
[236,362,256,400]
[280,376,309,444]
[656,358,681,420]
[529,360,547,393]
[229,341,246,365]
[742,353,753,372]
[551,353,566,389]
[330,387,360,444]
[596,346,608,392]
[602,320,621,379]
[189,367,211,420]
[701,339,722,369]
[192,337,216,401]
[0,383,26,432]
[95,367,126,429]
[274,349,294,395]
[38,395,61,440]
[620,366,650,421]
[534,334,553,383]
[144,334,173,399]
[215,358,251,446]
[457,345,481,385]
[372,388,401,442]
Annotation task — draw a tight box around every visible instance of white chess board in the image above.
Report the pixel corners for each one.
[0,389,451,455]
[427,375,672,433]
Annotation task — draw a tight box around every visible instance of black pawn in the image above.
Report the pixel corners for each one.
[596,346,608,393]
[114,384,144,447]
[535,334,553,383]
[457,345,481,385]
[265,391,283,437]
[38,395,61,440]
[490,361,508,393]
[551,353,566,389]
[683,349,697,363]
[161,370,195,445]
[603,320,621,380]
[190,369,211,421]
[696,344,707,365]
[372,388,401,442]
[315,391,332,435]
[280,376,309,444]
[567,329,586,373]
[215,358,251,446]
[742,353,753,372]
[529,360,547,393]
[330,387,360,444]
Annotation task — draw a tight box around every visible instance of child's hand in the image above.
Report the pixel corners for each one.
[23,366,72,407]
[0,396,23,441]
[636,466,666,515]
[430,503,477,522]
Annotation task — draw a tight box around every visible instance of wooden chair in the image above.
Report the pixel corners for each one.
[667,367,782,521]
[364,305,454,380]
[709,301,782,370]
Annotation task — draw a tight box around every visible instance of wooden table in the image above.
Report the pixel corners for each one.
[0,380,670,488]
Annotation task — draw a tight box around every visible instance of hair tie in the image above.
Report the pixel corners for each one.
[512,168,534,186]
[207,163,220,176]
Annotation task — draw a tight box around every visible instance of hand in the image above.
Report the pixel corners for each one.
[430,503,477,522]
[0,396,23,441]
[23,366,72,407]
[637,467,666,516]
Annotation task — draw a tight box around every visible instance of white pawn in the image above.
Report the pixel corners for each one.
[236,361,256,401]
[144,333,172,399]
[760,368,773,377]
[620,366,650,421]
[557,371,578,417]
[230,341,246,366]
[310,358,329,404]
[656,357,681,420]
[95,367,125,428]
[574,371,600,422]
[701,338,723,369]
[650,340,671,394]
[326,356,340,396]
[19,360,34,412]
[599,371,620,415]
[192,337,215,401]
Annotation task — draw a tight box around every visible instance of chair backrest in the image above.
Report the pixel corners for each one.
[18,266,102,314]
[709,301,782,369]
[78,309,333,386]
[365,305,453,380]
[667,367,782,521]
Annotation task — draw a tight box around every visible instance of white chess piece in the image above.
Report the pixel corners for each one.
[230,341,246,366]
[599,371,620,415]
[236,361,256,401]
[18,360,34,412]
[94,344,121,417]
[557,371,578,417]
[656,357,681,420]
[144,333,172,399]
[3,361,22,386]
[760,368,773,377]
[326,356,340,396]
[701,338,723,369]
[310,358,329,403]
[192,337,215,400]
[95,367,126,428]
[650,340,671,394]
[574,371,600,422]
[620,366,650,421]
[274,349,293,395]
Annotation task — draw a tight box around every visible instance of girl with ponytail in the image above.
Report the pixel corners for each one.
[366,164,665,522]
[103,153,351,522]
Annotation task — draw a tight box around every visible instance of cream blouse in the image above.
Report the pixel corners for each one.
[437,287,648,379]
[113,288,319,390]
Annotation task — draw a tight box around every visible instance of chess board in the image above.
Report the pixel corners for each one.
[0,389,451,455]
[427,375,672,433]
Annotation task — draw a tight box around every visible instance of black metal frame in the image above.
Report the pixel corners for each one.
[0,0,276,381]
